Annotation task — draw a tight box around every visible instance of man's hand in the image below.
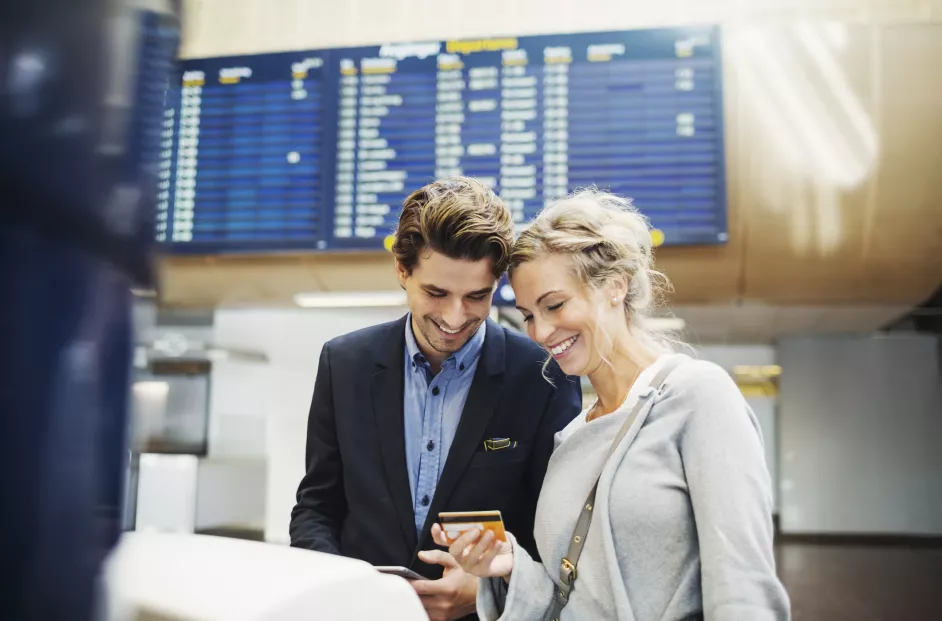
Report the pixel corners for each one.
[411,549,479,621]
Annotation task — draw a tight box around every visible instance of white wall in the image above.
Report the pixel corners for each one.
[136,454,200,533]
[696,345,779,512]
[695,345,775,371]
[195,458,267,530]
[208,361,269,458]
[778,334,942,536]
[211,307,407,543]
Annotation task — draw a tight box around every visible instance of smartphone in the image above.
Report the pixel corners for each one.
[438,510,507,544]
[375,566,424,580]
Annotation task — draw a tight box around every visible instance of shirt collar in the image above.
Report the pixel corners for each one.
[405,313,487,371]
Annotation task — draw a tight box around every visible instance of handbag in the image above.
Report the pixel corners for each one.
[542,356,684,621]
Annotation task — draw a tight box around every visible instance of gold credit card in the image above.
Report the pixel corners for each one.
[438,510,507,543]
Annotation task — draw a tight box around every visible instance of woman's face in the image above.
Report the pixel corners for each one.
[511,253,625,377]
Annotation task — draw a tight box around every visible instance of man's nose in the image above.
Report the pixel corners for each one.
[441,297,464,328]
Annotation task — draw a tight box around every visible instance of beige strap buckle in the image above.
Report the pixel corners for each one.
[559,558,577,586]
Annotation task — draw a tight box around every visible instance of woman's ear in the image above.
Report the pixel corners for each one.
[605,278,629,307]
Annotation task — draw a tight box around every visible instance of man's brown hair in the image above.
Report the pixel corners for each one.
[391,176,515,278]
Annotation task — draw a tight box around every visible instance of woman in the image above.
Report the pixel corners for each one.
[422,189,790,621]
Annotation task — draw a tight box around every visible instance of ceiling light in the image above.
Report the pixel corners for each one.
[293,291,408,308]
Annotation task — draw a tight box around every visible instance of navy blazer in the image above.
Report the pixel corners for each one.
[289,315,582,579]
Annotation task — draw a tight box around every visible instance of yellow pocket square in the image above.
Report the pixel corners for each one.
[483,438,517,452]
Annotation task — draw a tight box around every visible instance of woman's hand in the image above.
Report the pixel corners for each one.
[425,523,514,580]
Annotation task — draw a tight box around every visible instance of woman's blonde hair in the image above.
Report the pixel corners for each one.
[509,187,681,363]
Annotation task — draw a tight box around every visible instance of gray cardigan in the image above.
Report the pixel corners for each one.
[479,354,790,621]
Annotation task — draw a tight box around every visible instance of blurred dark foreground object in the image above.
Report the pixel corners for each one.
[0,1,179,619]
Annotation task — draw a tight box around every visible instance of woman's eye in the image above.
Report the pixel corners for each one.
[547,301,565,312]
[521,314,533,323]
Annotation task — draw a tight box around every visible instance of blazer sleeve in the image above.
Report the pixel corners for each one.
[288,342,346,555]
[679,362,791,621]
[520,367,582,558]
[477,533,557,621]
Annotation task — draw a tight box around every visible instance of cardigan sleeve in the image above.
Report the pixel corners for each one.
[677,361,791,621]
[477,533,557,621]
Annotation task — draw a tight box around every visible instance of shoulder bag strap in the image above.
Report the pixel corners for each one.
[542,356,684,621]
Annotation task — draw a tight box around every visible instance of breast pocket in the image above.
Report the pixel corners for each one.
[469,445,528,469]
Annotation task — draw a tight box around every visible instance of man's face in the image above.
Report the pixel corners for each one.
[396,250,496,364]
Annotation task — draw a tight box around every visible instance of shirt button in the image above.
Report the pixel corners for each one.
[421,495,430,506]
[427,441,435,451]
[432,386,440,396]
[459,363,465,371]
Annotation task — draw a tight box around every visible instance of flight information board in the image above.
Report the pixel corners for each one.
[159,26,727,253]
[157,51,328,249]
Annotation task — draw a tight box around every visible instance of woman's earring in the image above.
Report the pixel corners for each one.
[612,296,619,306]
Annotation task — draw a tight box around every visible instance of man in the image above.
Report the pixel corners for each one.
[289,177,581,621]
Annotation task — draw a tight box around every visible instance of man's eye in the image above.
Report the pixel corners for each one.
[427,291,446,298]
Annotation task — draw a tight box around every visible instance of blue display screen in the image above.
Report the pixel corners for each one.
[158,26,727,253]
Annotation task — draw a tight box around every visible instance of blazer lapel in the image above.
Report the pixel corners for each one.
[371,315,418,552]
[414,319,506,555]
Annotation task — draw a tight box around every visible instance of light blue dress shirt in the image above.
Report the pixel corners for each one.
[403,314,486,536]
